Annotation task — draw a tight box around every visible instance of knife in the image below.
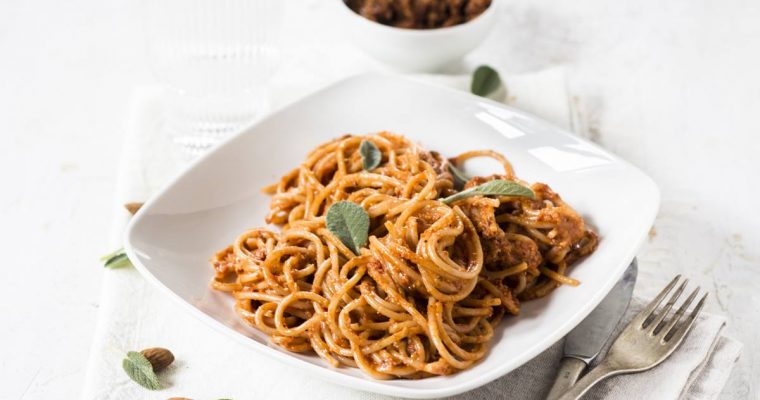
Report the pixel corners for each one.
[545,259,638,400]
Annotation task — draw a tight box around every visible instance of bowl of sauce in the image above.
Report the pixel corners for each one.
[338,0,497,72]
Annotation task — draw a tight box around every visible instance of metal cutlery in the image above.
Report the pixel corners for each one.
[557,275,708,400]
[545,260,638,400]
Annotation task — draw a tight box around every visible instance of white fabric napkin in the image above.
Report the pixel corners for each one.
[82,69,741,400]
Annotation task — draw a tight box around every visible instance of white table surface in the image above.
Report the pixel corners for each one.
[0,1,758,399]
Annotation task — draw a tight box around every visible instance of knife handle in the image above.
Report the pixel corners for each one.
[545,357,587,400]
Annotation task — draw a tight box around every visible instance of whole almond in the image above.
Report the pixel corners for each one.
[140,347,174,372]
[124,202,144,215]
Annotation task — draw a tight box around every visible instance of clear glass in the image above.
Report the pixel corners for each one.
[144,0,282,157]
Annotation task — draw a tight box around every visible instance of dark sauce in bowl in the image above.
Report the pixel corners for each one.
[345,0,492,29]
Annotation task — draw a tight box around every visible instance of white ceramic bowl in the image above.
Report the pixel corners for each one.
[125,74,660,398]
[336,0,497,72]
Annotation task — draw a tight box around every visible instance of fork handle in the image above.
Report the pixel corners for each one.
[545,357,587,400]
[556,361,620,400]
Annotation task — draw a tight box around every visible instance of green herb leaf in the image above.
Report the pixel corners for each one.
[100,248,132,269]
[471,65,502,97]
[99,247,122,261]
[359,140,382,171]
[448,163,470,190]
[326,201,370,254]
[122,351,161,390]
[441,179,535,204]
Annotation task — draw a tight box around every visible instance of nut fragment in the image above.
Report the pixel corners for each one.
[140,347,174,372]
[168,398,192,400]
[124,202,144,215]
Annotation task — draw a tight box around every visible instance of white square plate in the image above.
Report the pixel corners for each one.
[125,74,659,398]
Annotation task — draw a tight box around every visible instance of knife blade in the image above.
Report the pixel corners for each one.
[545,259,638,400]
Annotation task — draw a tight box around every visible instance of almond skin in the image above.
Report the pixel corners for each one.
[140,347,174,372]
[124,202,144,215]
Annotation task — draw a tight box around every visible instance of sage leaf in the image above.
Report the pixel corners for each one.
[448,163,470,190]
[123,351,161,390]
[100,248,132,269]
[326,201,370,254]
[360,140,382,171]
[471,65,502,97]
[441,179,534,204]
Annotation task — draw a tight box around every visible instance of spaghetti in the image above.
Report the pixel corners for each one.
[211,132,598,378]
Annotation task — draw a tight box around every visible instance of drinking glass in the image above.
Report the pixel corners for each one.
[144,0,282,157]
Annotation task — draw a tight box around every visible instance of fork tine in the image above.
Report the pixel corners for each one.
[647,278,688,334]
[658,287,699,338]
[632,275,681,326]
[665,291,708,343]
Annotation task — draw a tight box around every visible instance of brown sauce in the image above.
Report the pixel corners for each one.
[345,0,492,29]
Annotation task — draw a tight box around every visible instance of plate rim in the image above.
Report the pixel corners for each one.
[124,73,660,398]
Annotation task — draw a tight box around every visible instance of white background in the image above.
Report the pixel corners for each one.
[0,0,758,399]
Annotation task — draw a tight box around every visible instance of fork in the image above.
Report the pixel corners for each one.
[557,275,708,400]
